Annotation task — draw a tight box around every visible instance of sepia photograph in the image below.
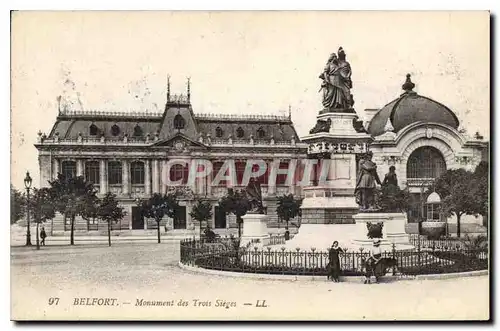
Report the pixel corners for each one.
[9,10,490,321]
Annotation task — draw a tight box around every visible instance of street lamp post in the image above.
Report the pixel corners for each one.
[24,171,33,246]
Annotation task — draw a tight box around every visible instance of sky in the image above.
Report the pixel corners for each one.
[10,11,490,189]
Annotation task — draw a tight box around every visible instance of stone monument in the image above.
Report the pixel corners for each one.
[351,164,413,251]
[284,48,413,252]
[240,178,270,248]
[285,47,373,251]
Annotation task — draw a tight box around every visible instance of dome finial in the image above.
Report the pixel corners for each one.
[402,73,415,92]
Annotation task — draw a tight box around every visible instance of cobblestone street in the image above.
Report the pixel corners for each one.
[10,242,489,320]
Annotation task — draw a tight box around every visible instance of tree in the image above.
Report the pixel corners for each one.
[473,161,489,227]
[29,188,56,249]
[218,189,251,238]
[97,193,125,246]
[189,200,213,239]
[276,194,302,240]
[49,174,99,245]
[138,193,179,244]
[434,168,483,238]
[10,185,25,224]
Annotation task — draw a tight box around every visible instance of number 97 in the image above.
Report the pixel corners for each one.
[48,298,59,305]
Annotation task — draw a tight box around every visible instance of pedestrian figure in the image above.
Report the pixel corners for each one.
[328,241,344,282]
[364,238,383,284]
[40,226,47,246]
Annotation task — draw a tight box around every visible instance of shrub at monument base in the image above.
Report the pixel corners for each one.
[421,222,446,240]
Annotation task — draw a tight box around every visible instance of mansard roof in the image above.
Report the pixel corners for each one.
[48,108,300,143]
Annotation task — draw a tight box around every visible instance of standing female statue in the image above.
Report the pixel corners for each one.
[319,47,354,110]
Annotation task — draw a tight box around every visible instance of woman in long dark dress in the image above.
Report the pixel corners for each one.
[328,241,344,282]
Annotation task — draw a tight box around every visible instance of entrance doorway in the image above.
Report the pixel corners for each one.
[131,206,144,230]
[174,206,187,229]
[214,206,226,229]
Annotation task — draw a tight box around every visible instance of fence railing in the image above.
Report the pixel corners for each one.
[408,234,469,250]
[180,238,488,277]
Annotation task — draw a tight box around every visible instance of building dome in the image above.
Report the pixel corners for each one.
[367,74,460,136]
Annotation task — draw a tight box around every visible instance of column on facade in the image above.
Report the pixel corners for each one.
[308,159,316,186]
[53,158,60,179]
[161,160,167,194]
[267,159,278,196]
[206,162,212,196]
[99,159,107,195]
[39,155,51,188]
[288,159,297,195]
[122,159,130,195]
[144,159,151,196]
[76,159,84,177]
[151,159,159,193]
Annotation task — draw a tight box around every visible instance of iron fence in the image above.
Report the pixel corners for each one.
[180,238,488,277]
[407,234,484,251]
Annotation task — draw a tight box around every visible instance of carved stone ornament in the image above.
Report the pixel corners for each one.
[426,127,433,139]
[174,141,186,152]
[168,186,195,200]
[382,155,402,164]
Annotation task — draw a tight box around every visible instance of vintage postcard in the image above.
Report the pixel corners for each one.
[10,11,490,321]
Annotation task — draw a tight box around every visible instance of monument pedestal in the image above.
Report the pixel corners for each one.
[289,107,372,252]
[240,213,270,248]
[351,212,413,251]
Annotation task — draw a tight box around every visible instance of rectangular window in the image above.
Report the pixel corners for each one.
[170,164,188,184]
[253,163,269,185]
[61,161,76,179]
[276,161,290,185]
[108,161,122,185]
[85,161,100,185]
[427,204,441,221]
[130,161,145,185]
[213,162,226,186]
[236,161,246,186]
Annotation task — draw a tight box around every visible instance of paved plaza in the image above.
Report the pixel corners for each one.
[11,242,489,321]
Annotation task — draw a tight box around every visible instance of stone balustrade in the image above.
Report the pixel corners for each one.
[37,136,303,147]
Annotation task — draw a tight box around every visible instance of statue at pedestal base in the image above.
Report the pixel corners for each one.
[355,151,382,211]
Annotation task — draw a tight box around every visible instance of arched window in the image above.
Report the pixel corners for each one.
[169,163,189,184]
[133,125,143,137]
[111,124,120,136]
[89,124,98,136]
[108,161,122,185]
[61,161,76,179]
[174,114,186,129]
[257,127,265,138]
[130,161,145,185]
[236,127,244,138]
[407,146,446,179]
[85,161,100,185]
[215,127,223,138]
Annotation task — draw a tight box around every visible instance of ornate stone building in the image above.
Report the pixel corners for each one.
[35,71,489,235]
[35,83,308,233]
[364,74,488,227]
